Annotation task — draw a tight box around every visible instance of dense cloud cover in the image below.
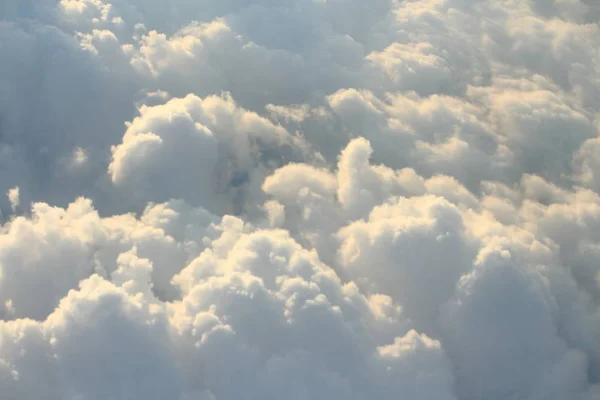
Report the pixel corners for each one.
[1,0,600,399]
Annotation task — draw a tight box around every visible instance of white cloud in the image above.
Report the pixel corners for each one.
[441,244,590,400]
[2,0,600,398]
[108,93,305,214]
[6,188,19,214]
[337,194,474,335]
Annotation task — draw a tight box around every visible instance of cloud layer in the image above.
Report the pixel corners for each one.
[1,0,600,399]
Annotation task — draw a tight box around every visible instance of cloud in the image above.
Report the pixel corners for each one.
[1,0,600,399]
[0,200,459,399]
[6,188,19,214]
[108,92,305,214]
[441,244,590,400]
[337,194,474,335]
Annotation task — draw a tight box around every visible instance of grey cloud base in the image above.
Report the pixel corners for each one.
[1,0,600,399]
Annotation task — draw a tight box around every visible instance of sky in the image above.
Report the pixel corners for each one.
[1,0,600,399]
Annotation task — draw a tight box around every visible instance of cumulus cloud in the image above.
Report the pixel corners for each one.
[1,0,600,399]
[6,188,19,214]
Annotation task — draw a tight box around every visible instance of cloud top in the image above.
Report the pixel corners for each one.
[1,0,600,399]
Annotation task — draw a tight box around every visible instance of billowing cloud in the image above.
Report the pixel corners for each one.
[108,92,304,214]
[1,0,600,399]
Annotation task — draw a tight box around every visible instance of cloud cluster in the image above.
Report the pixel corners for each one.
[1,0,600,399]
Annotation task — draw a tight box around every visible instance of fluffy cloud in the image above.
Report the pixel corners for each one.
[0,199,459,399]
[337,194,473,335]
[108,92,308,215]
[442,244,590,400]
[2,0,600,399]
